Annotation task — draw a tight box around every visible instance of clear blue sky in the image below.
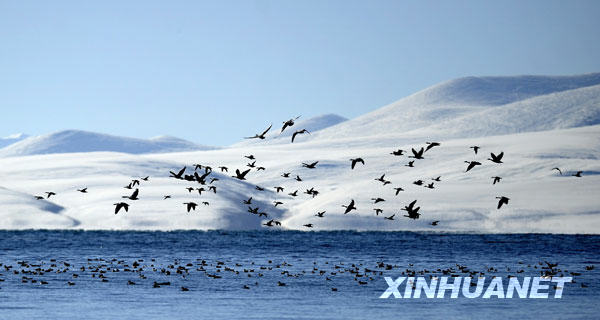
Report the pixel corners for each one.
[1,0,599,146]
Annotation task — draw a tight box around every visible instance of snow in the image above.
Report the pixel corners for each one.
[0,130,216,157]
[0,73,599,233]
[0,133,29,148]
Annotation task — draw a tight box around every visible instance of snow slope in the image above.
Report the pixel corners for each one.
[0,130,216,157]
[0,133,29,148]
[0,73,598,232]
[309,73,600,142]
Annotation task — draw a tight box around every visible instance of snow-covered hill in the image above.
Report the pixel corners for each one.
[0,133,29,148]
[0,73,598,232]
[0,130,216,157]
[309,73,600,142]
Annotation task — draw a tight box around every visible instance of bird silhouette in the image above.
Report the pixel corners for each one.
[384,214,395,220]
[496,196,509,209]
[406,161,415,167]
[243,197,252,204]
[163,195,171,200]
[288,190,298,197]
[77,188,88,193]
[315,211,326,218]
[233,169,251,180]
[183,202,198,212]
[45,192,56,198]
[373,208,383,216]
[281,116,301,133]
[291,129,310,143]
[141,176,149,181]
[275,186,284,193]
[281,172,291,178]
[371,197,385,204]
[488,152,504,164]
[573,171,583,177]
[409,148,425,159]
[273,201,283,207]
[491,176,502,185]
[342,199,357,214]
[245,154,255,160]
[350,158,365,169]
[425,182,435,189]
[393,187,404,195]
[402,200,420,219]
[256,166,266,171]
[552,167,562,175]
[425,142,440,152]
[122,189,139,200]
[245,124,272,139]
[303,224,314,228]
[390,149,405,156]
[170,166,186,179]
[413,179,424,186]
[255,186,265,191]
[247,161,256,168]
[302,161,318,169]
[113,202,129,214]
[464,161,482,172]
[219,166,228,172]
[35,196,44,200]
[295,175,303,181]
[375,174,386,183]
[470,146,480,154]
[431,220,439,226]
[432,176,441,182]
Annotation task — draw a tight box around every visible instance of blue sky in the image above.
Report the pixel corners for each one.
[1,0,599,146]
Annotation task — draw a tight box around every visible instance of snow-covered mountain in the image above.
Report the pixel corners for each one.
[0,130,216,157]
[0,133,29,148]
[309,73,600,143]
[0,73,598,232]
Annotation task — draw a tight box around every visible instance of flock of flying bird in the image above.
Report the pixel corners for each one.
[33,116,586,229]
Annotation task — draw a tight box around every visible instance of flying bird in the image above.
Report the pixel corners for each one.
[470,146,480,155]
[170,166,186,179]
[291,129,310,143]
[350,158,365,169]
[113,202,129,214]
[371,198,385,204]
[45,192,56,198]
[315,211,326,218]
[390,149,405,156]
[245,124,272,140]
[122,189,139,200]
[302,161,318,169]
[384,214,395,221]
[77,188,88,193]
[464,161,482,172]
[488,152,504,164]
[342,199,357,214]
[303,224,314,228]
[402,200,421,219]
[219,166,228,172]
[573,171,583,177]
[406,161,415,167]
[393,187,404,195]
[491,176,502,185]
[243,197,252,204]
[183,202,198,212]
[281,116,301,133]
[496,196,509,209]
[409,148,425,159]
[431,221,439,226]
[432,176,441,182]
[233,169,251,180]
[425,142,440,152]
[373,208,383,216]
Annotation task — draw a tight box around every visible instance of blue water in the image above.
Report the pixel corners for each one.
[0,231,598,319]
